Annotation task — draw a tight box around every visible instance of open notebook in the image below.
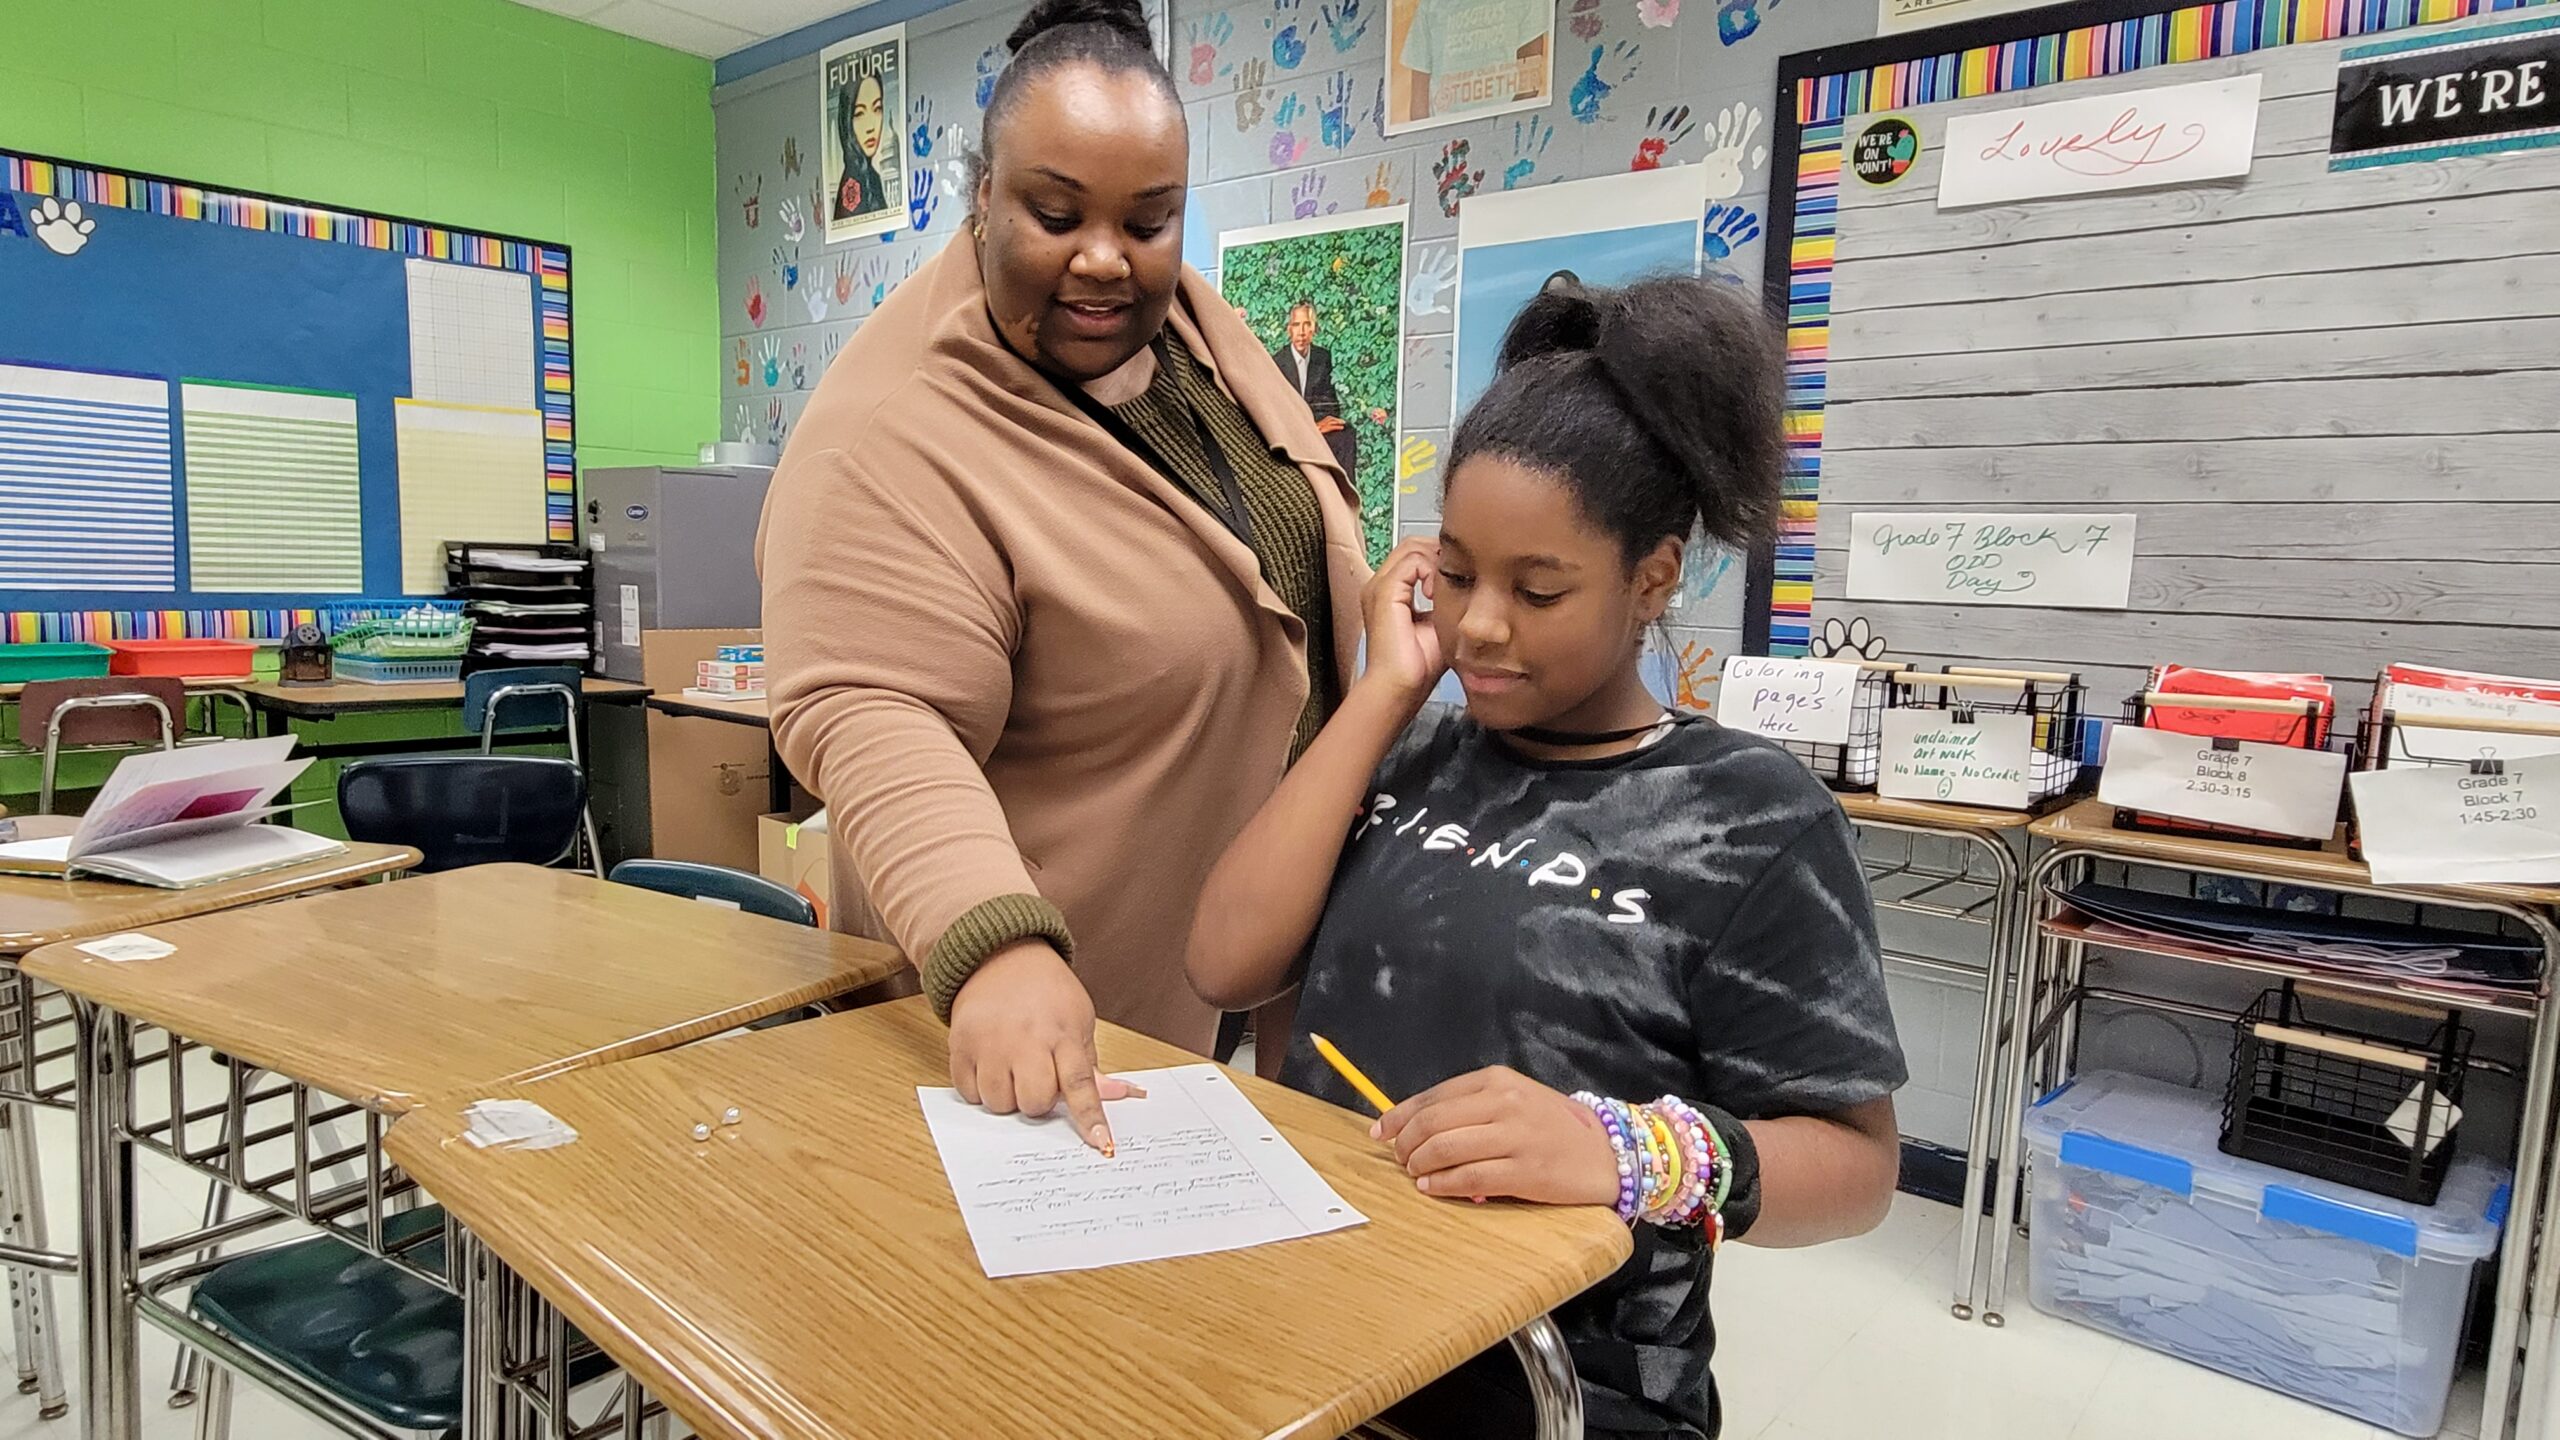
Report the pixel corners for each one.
[0,737,340,888]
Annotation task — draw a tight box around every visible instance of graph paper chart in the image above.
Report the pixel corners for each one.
[179,381,363,593]
[393,398,547,592]
[405,259,536,409]
[0,362,176,591]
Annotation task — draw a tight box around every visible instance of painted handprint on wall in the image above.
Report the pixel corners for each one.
[1397,434,1439,496]
[1635,0,1680,27]
[1320,0,1370,52]
[1431,139,1482,218]
[1702,202,1761,282]
[1503,116,1553,189]
[832,255,857,308]
[777,196,807,243]
[790,343,810,390]
[1268,91,1311,165]
[1319,72,1361,152]
[1672,639,1719,712]
[1718,0,1781,46]
[910,97,936,160]
[773,245,801,292]
[1698,102,1766,198]
[1267,0,1309,70]
[976,44,1006,107]
[759,336,782,389]
[1187,13,1235,86]
[1630,105,1695,170]
[1568,0,1605,40]
[745,274,767,328]
[1290,171,1330,218]
[1405,245,1456,315]
[1364,159,1400,207]
[734,340,751,389]
[910,166,941,231]
[734,173,763,228]
[1569,42,1640,124]
[1235,57,1270,130]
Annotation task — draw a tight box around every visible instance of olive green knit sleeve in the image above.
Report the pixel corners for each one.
[923,893,1078,1022]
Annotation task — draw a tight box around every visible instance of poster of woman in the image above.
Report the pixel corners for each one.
[820,24,907,243]
[1218,208,1410,565]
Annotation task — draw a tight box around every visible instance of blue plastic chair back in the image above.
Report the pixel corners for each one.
[461,666,583,739]
[609,860,817,927]
[338,756,586,873]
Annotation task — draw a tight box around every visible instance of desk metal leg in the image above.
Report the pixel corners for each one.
[76,1002,140,1440]
[1949,830,2020,1322]
[2,1099,65,1418]
[1984,847,2077,1326]
[1508,1316,1583,1440]
[2480,910,2560,1440]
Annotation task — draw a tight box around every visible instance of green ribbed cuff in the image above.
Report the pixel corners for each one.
[925,893,1076,1022]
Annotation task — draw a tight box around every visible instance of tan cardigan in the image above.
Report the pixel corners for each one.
[756,240,1371,1054]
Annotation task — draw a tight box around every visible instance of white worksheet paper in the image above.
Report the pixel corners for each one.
[919,1064,1366,1279]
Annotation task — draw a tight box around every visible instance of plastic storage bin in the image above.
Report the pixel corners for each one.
[0,643,112,683]
[104,638,254,678]
[2025,1070,2506,1436]
[333,655,463,685]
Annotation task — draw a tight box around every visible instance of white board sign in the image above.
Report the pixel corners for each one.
[2098,727,2347,841]
[1880,708,2034,809]
[1940,75,2264,209]
[1719,657,1861,746]
[1878,0,2054,34]
[2350,756,2560,886]
[1847,513,2136,609]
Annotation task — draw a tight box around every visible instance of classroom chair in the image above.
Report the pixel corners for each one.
[338,756,587,873]
[183,1205,652,1440]
[16,676,182,813]
[608,860,828,1028]
[462,665,603,875]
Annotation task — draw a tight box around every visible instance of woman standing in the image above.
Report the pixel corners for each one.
[760,0,1367,1151]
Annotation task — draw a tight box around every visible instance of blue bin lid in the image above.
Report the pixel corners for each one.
[2024,1070,2507,1262]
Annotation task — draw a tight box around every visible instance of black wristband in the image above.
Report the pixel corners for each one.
[1697,1102,1763,1241]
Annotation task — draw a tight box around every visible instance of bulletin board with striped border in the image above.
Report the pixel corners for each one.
[1748,0,2555,656]
[0,149,576,644]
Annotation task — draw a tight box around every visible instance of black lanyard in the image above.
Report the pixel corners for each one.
[1052,362,1257,551]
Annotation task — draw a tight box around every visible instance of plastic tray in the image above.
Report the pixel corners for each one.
[105,638,254,678]
[333,655,464,685]
[2026,1070,2506,1435]
[0,643,112,683]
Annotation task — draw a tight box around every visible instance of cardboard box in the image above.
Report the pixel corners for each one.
[758,812,832,930]
[644,628,767,871]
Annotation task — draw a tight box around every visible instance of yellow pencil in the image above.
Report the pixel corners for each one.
[1310,1033,1397,1115]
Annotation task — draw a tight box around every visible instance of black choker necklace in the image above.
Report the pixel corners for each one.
[1506,714,1674,747]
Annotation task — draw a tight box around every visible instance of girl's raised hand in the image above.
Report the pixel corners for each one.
[1357,535,1446,704]
[1374,1066,1622,1207]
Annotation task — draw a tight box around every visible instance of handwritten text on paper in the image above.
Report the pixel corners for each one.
[1939,75,2264,208]
[1880,709,2034,809]
[1847,512,2137,609]
[1719,657,1862,746]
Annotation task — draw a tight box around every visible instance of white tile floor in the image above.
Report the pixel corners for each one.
[0,1098,2490,1440]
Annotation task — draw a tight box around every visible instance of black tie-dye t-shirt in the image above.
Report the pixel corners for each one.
[1279,707,1906,1438]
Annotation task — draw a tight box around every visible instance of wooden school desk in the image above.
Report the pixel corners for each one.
[1997,798,2560,1440]
[19,863,907,1440]
[0,839,419,1418]
[386,996,1633,1440]
[239,676,650,761]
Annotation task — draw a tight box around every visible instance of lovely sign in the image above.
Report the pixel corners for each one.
[1939,75,2264,209]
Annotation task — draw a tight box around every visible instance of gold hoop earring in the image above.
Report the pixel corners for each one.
[971,219,986,240]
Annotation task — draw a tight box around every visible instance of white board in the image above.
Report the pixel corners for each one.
[1940,75,2265,208]
[1878,0,2053,35]
[1846,512,2136,609]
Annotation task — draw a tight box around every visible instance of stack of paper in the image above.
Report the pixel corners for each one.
[2378,663,2560,764]
[920,1064,1365,1279]
[462,1099,578,1152]
[2146,666,2334,747]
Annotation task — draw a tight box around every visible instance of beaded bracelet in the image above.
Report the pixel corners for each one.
[1575,1091,1726,1231]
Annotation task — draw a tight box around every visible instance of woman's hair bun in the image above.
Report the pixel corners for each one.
[1008,0,1153,55]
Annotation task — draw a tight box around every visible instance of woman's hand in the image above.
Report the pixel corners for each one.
[1356,536,1446,706]
[948,941,1137,1153]
[1315,415,1349,435]
[1376,1066,1621,1206]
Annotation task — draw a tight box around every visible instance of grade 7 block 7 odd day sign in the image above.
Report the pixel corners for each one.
[1848,513,2137,610]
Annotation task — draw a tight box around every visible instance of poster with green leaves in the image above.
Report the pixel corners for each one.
[1218,207,1410,565]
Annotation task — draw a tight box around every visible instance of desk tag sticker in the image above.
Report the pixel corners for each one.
[76,933,176,963]
[2351,754,2560,886]
[2099,727,2348,841]
[1720,656,1861,746]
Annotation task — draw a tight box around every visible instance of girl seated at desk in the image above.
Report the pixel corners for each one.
[1187,276,1906,1440]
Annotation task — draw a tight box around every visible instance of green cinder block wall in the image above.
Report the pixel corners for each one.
[0,0,720,469]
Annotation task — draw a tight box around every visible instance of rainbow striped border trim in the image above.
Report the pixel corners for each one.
[2,150,576,643]
[1770,0,2550,656]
